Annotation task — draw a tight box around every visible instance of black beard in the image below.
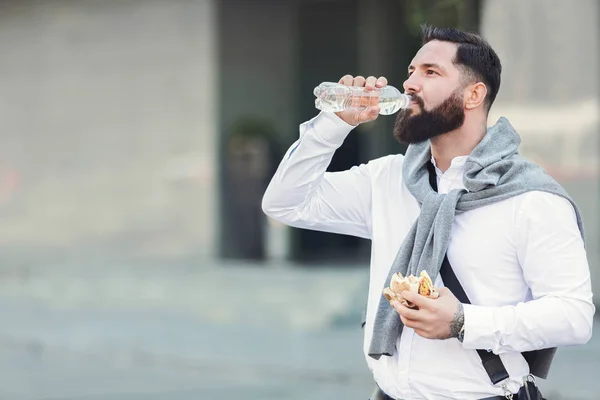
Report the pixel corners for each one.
[393,90,465,145]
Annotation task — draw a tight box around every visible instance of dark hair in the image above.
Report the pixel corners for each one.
[421,24,502,111]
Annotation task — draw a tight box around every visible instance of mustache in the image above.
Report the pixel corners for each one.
[408,94,425,109]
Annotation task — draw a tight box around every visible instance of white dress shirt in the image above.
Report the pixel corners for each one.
[261,112,595,400]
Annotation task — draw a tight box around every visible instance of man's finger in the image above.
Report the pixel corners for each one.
[400,315,424,330]
[365,76,378,91]
[375,76,388,88]
[391,300,421,320]
[339,74,354,85]
[401,290,436,309]
[355,106,379,124]
[353,75,366,87]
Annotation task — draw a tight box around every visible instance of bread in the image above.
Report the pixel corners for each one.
[383,270,439,308]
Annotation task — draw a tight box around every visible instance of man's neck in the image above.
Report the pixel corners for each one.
[430,121,487,172]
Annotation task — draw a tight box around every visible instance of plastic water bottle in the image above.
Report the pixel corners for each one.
[313,82,411,115]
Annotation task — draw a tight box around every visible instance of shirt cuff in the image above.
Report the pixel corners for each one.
[309,111,356,147]
[461,303,498,353]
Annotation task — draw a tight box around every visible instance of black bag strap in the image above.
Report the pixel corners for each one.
[427,162,510,385]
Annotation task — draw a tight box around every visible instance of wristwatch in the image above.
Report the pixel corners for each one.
[457,325,465,343]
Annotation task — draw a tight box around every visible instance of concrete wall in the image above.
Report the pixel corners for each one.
[0,0,218,263]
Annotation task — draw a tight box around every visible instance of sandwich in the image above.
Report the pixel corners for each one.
[382,270,439,309]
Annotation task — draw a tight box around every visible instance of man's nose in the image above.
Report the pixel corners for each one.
[403,75,421,94]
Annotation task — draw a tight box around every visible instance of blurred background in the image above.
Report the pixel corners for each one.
[0,0,597,399]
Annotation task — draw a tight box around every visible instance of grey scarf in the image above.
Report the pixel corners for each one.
[368,117,585,360]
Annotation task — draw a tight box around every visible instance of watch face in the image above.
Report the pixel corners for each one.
[458,326,465,342]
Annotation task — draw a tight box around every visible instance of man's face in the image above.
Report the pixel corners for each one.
[393,40,467,144]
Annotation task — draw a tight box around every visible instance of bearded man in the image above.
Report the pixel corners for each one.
[262,25,594,400]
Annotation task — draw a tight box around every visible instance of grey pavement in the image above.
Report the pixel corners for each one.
[0,260,598,399]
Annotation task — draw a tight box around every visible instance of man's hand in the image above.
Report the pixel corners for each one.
[335,75,388,126]
[390,287,465,340]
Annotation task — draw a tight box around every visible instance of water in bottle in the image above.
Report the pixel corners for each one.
[313,82,412,115]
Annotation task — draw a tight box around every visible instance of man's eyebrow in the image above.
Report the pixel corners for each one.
[407,63,446,72]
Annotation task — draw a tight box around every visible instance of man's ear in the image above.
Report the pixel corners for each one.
[464,82,487,110]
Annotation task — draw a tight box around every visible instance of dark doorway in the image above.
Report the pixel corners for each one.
[291,0,370,264]
[289,0,483,265]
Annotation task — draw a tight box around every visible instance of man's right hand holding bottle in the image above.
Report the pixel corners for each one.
[335,75,389,126]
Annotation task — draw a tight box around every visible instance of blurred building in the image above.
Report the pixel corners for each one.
[482,0,599,294]
[0,0,219,265]
[0,0,597,301]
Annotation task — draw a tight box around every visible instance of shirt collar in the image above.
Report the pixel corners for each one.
[430,155,468,173]
[430,155,469,191]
